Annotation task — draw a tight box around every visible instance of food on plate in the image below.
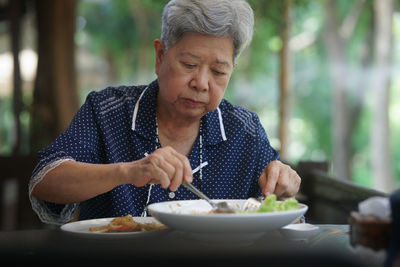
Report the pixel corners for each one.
[89,214,167,233]
[257,194,298,212]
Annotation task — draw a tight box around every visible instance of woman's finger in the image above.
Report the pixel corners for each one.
[148,150,175,177]
[169,158,183,191]
[144,162,171,189]
[286,171,301,197]
[262,160,280,196]
[271,163,301,198]
[151,146,193,189]
[274,169,290,197]
[170,148,193,183]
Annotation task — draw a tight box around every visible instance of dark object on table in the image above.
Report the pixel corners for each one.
[349,211,392,251]
[385,189,400,267]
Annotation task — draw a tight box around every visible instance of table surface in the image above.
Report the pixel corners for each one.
[0,224,383,267]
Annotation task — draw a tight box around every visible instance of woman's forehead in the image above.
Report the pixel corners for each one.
[170,34,234,65]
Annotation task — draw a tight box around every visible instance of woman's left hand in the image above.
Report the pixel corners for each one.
[258,160,301,199]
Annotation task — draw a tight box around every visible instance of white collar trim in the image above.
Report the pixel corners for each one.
[217,107,227,141]
[131,87,148,131]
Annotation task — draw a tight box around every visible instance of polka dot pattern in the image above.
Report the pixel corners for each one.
[30,80,280,223]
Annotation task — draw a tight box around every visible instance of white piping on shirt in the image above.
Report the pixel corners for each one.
[217,107,227,141]
[192,161,208,173]
[131,87,148,131]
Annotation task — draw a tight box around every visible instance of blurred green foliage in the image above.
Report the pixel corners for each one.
[0,98,13,154]
[73,0,400,188]
[0,93,32,155]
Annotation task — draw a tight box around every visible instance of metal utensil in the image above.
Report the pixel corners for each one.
[182,182,236,213]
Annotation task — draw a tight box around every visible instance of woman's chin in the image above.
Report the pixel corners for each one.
[176,107,207,120]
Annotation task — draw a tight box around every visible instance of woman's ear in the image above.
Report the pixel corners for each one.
[154,39,165,75]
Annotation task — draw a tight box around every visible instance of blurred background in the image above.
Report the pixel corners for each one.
[0,0,399,229]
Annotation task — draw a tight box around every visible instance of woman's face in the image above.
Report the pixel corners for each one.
[154,33,234,121]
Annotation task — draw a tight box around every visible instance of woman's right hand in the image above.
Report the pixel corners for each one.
[121,146,193,191]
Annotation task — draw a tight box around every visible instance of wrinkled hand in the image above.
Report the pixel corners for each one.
[258,160,301,199]
[124,146,193,191]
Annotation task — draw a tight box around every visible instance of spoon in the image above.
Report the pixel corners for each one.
[182,182,235,213]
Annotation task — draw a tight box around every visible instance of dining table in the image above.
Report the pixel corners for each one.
[0,224,386,267]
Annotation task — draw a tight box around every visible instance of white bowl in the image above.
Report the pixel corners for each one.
[148,199,308,234]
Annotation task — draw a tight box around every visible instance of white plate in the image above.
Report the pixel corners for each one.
[148,199,308,234]
[279,223,320,240]
[60,216,169,237]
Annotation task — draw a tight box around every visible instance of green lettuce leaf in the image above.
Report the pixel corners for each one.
[257,194,298,212]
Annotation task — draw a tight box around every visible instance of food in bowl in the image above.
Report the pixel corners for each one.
[257,194,298,212]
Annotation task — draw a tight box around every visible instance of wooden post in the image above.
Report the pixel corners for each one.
[9,0,22,155]
[31,0,79,151]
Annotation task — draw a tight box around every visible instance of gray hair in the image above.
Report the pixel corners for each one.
[161,0,254,62]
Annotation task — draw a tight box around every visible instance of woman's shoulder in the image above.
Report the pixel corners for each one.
[219,99,259,124]
[85,84,148,105]
[219,99,262,137]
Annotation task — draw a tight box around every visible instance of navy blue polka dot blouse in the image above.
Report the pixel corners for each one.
[29,80,280,224]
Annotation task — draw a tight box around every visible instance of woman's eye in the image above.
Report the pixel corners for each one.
[182,62,196,69]
[213,70,226,76]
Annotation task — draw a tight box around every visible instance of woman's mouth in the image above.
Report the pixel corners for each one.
[183,98,204,108]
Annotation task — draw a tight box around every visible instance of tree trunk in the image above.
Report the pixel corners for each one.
[348,15,374,159]
[323,0,368,180]
[324,0,350,180]
[129,1,151,83]
[278,0,292,160]
[31,0,79,151]
[370,0,394,193]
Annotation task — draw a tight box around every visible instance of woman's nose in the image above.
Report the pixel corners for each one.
[190,68,209,92]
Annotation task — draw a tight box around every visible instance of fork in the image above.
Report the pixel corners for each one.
[182,182,236,213]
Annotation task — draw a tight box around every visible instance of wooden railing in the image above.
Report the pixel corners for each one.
[296,161,388,224]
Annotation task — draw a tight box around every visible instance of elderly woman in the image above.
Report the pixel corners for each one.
[29,0,301,224]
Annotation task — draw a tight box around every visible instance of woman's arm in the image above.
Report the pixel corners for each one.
[31,146,194,204]
[31,160,127,204]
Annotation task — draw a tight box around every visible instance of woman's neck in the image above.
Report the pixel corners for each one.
[156,96,202,137]
[157,111,200,136]
[156,111,201,156]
